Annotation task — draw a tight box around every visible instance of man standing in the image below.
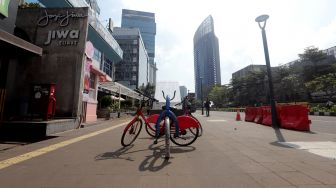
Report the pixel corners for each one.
[204,98,210,117]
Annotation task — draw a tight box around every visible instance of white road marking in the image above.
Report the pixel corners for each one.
[0,122,128,170]
[207,120,227,122]
[279,141,336,160]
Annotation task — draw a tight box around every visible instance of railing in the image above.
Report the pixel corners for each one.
[66,0,123,58]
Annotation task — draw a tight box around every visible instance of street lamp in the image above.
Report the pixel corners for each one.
[200,77,204,115]
[255,14,278,129]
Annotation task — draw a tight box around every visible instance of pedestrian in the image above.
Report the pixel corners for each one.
[205,98,210,117]
[182,96,191,115]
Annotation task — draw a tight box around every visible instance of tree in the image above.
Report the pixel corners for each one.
[139,83,155,97]
[230,70,267,106]
[208,86,227,108]
[298,46,328,82]
[279,74,305,102]
[19,2,41,8]
[305,73,336,101]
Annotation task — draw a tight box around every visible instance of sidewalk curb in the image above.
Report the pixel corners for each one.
[309,112,336,116]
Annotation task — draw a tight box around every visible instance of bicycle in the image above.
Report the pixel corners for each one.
[121,90,160,147]
[175,97,203,137]
[175,101,203,137]
[154,90,200,160]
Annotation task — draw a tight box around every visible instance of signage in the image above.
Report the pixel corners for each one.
[0,0,10,17]
[37,10,87,27]
[37,9,87,46]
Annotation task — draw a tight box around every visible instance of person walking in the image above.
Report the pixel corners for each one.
[204,98,210,117]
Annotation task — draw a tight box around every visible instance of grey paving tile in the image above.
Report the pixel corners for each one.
[237,162,271,173]
[248,172,292,187]
[277,171,323,185]
[261,162,297,172]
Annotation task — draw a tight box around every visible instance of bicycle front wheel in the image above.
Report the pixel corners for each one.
[145,122,156,137]
[121,119,142,147]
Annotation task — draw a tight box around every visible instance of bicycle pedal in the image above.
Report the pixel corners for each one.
[153,140,158,144]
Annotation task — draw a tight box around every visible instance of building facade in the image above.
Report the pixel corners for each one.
[232,65,267,80]
[179,86,188,99]
[0,0,43,122]
[3,0,130,123]
[193,15,221,99]
[113,27,149,90]
[121,9,157,85]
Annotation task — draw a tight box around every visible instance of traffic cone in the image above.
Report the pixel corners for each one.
[236,110,241,121]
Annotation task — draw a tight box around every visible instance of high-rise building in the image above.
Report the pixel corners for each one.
[112,27,149,89]
[179,86,188,100]
[121,9,157,85]
[193,15,221,99]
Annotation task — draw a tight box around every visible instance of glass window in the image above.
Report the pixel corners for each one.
[89,72,96,99]
[93,47,102,63]
[133,57,137,62]
[103,58,113,78]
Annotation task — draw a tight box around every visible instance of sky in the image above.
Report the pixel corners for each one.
[98,0,336,92]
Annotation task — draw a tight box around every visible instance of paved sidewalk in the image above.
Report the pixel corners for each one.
[0,112,335,187]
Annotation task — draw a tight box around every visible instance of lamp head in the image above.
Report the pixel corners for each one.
[255,14,269,29]
[255,14,269,23]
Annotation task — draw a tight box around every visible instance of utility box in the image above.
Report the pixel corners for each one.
[29,84,56,121]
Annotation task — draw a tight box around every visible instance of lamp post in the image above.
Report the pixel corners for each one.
[200,77,204,115]
[255,14,278,129]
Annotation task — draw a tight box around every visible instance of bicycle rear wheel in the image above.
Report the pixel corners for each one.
[121,119,142,147]
[190,114,203,137]
[170,123,199,146]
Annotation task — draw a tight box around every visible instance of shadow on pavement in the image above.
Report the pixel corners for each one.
[94,145,149,162]
[273,127,286,142]
[138,142,195,172]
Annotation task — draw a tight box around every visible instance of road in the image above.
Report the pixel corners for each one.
[0,111,335,187]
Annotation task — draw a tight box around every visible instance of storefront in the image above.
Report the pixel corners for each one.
[0,0,42,122]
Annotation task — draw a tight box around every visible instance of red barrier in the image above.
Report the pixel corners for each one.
[278,105,310,131]
[261,106,272,126]
[245,107,257,122]
[253,107,263,124]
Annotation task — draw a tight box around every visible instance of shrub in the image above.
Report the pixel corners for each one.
[100,95,112,108]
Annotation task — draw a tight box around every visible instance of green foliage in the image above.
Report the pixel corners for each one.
[19,2,42,8]
[305,73,336,99]
[230,70,267,106]
[208,85,231,108]
[138,83,155,97]
[100,95,112,108]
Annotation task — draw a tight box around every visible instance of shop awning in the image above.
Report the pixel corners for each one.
[99,82,144,100]
[0,30,42,56]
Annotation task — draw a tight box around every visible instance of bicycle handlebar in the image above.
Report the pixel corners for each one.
[162,90,176,101]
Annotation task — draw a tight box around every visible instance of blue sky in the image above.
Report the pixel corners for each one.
[97,0,336,92]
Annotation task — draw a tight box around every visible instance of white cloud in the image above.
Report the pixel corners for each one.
[99,0,336,92]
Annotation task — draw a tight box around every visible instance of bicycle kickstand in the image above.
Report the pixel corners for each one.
[153,138,158,144]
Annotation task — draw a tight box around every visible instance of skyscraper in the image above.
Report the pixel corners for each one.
[112,27,149,90]
[121,9,157,85]
[193,15,221,99]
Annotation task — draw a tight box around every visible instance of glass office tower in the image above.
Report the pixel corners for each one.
[121,9,156,65]
[193,15,221,99]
